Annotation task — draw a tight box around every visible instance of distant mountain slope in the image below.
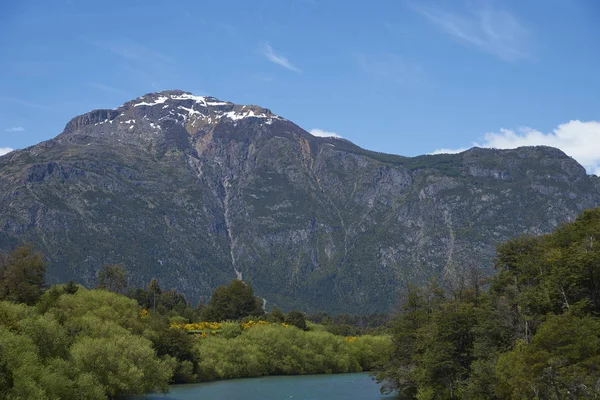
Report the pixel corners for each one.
[1,90,598,312]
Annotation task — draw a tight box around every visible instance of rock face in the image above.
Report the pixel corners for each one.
[1,90,599,312]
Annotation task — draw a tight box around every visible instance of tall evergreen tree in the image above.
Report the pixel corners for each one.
[97,264,128,294]
[0,243,46,305]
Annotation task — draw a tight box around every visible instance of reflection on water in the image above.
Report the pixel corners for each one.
[136,373,400,400]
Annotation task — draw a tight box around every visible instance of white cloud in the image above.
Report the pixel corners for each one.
[430,147,468,155]
[0,147,14,156]
[309,129,342,139]
[408,0,530,62]
[5,126,25,132]
[432,120,600,175]
[480,121,600,174]
[261,43,301,73]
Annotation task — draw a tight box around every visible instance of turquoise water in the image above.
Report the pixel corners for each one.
[139,373,398,400]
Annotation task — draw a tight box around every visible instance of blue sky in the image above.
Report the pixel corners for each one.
[1,0,599,171]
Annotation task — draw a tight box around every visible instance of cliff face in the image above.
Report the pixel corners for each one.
[1,90,598,312]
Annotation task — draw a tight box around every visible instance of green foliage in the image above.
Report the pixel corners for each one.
[307,312,391,336]
[285,310,307,330]
[380,208,600,399]
[143,315,198,383]
[63,280,79,295]
[265,306,285,323]
[348,335,394,371]
[0,266,393,398]
[18,313,70,360]
[496,314,600,399]
[51,287,142,332]
[96,264,128,294]
[128,278,195,318]
[71,334,175,398]
[0,286,174,399]
[413,301,476,398]
[194,323,392,381]
[36,283,82,314]
[218,321,244,339]
[0,301,36,330]
[0,325,46,399]
[147,278,162,296]
[202,279,264,321]
[0,244,46,305]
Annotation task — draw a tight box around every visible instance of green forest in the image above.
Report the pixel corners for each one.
[1,208,600,399]
[378,208,600,399]
[0,250,391,399]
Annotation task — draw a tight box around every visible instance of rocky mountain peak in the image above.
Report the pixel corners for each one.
[2,90,600,313]
[62,90,287,139]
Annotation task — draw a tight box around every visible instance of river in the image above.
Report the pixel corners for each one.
[139,373,399,400]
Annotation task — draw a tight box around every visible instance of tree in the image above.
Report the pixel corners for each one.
[97,264,127,294]
[203,280,264,321]
[378,285,429,397]
[70,331,175,397]
[0,244,46,305]
[266,307,286,323]
[412,301,476,399]
[286,310,307,330]
[147,319,198,383]
[496,314,600,399]
[63,280,79,295]
[144,278,162,311]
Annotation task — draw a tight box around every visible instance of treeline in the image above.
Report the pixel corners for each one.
[307,312,391,336]
[186,321,392,381]
[378,208,600,400]
[0,248,392,399]
[7,207,599,399]
[0,287,174,399]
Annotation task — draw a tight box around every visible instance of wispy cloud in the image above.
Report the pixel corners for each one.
[89,38,176,87]
[0,96,48,110]
[261,43,301,73]
[89,82,128,96]
[408,0,530,62]
[432,120,600,175]
[98,39,174,65]
[356,53,426,85]
[120,64,161,90]
[8,60,65,77]
[5,126,25,132]
[0,148,14,156]
[310,129,342,139]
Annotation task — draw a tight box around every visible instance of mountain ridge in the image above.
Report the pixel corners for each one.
[1,90,598,313]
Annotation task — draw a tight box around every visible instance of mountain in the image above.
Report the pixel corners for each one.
[1,90,599,313]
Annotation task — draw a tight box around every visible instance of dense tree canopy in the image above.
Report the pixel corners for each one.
[202,279,264,321]
[0,289,174,399]
[285,310,307,330]
[0,244,46,305]
[7,208,598,399]
[0,254,390,399]
[96,264,128,294]
[379,207,600,400]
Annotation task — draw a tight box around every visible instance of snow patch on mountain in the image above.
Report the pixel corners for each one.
[134,96,169,107]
